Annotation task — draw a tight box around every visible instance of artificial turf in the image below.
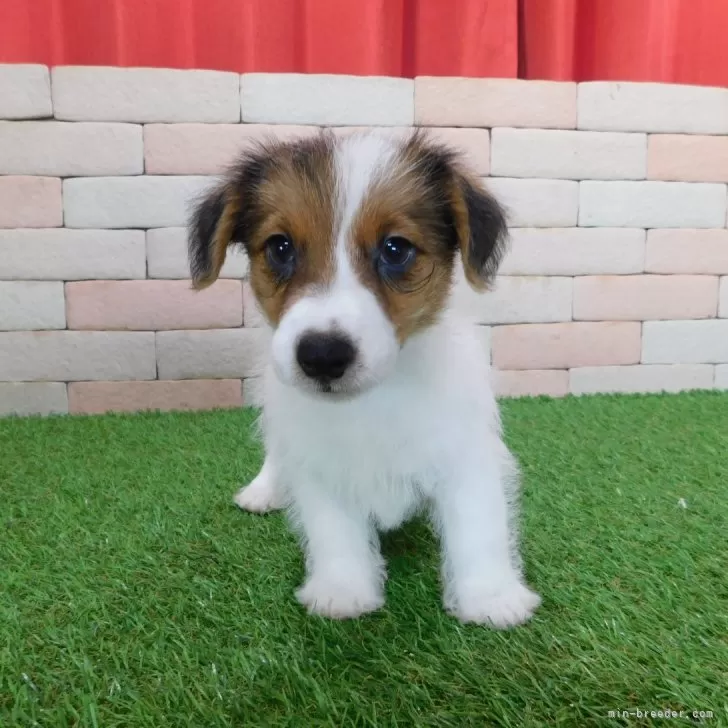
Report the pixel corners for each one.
[1,392,727,727]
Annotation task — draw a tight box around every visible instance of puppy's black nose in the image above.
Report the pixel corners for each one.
[296,332,356,381]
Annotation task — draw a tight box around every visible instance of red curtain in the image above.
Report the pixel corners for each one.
[520,0,728,87]
[1,0,727,87]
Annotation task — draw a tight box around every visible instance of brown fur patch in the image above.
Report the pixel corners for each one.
[242,134,338,325]
[346,133,459,342]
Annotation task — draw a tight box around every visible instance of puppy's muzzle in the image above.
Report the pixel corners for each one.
[296,332,356,383]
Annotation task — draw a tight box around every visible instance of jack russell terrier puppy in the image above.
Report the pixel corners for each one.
[188,129,541,628]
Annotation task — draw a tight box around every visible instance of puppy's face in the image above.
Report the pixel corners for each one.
[188,131,507,399]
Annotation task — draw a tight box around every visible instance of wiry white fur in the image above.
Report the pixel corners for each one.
[234,132,541,627]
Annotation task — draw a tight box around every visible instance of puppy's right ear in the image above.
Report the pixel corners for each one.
[188,184,241,290]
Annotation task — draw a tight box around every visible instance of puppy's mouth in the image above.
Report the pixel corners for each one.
[308,378,363,402]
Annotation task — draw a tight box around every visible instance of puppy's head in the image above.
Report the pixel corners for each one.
[188,130,507,399]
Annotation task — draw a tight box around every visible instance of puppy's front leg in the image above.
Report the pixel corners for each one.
[434,446,541,629]
[293,484,385,619]
[233,455,286,513]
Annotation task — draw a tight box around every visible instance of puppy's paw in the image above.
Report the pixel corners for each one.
[296,575,384,619]
[449,580,541,629]
[233,474,284,514]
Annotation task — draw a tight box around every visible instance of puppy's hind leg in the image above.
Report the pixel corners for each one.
[233,455,286,514]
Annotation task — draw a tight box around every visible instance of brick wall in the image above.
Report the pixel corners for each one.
[2,65,728,416]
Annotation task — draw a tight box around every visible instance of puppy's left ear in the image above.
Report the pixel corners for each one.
[188,184,241,290]
[450,172,508,290]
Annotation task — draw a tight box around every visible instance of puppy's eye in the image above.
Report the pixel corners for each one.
[377,236,416,277]
[265,234,296,278]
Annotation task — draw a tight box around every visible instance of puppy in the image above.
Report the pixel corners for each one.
[188,130,540,628]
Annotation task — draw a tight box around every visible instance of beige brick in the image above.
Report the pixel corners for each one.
[0,64,51,119]
[648,135,728,183]
[242,377,265,407]
[144,123,319,175]
[68,379,242,415]
[0,382,68,416]
[146,227,249,279]
[720,277,728,317]
[486,178,578,227]
[578,82,728,134]
[450,275,572,324]
[63,176,214,228]
[642,320,728,364]
[0,122,142,176]
[0,229,145,281]
[494,369,568,398]
[492,322,641,370]
[243,282,268,327]
[52,66,240,122]
[491,129,646,180]
[427,128,490,175]
[0,331,155,381]
[241,74,413,126]
[574,275,718,321]
[156,328,269,379]
[0,282,65,330]
[500,228,645,276]
[716,365,728,388]
[416,77,576,129]
[66,280,242,331]
[645,229,728,274]
[579,181,727,228]
[570,365,714,395]
[0,177,62,228]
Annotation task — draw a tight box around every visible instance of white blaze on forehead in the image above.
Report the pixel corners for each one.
[334,132,401,269]
[269,132,404,392]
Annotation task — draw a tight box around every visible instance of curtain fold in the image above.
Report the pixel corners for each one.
[0,0,726,86]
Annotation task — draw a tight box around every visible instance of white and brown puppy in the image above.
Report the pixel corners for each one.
[188,130,540,628]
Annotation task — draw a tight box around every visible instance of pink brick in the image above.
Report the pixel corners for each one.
[66,280,242,331]
[415,78,576,129]
[68,379,242,414]
[144,124,319,175]
[645,230,728,274]
[720,277,727,317]
[574,275,718,321]
[648,135,728,183]
[492,322,641,370]
[429,127,490,175]
[0,177,61,228]
[494,369,568,398]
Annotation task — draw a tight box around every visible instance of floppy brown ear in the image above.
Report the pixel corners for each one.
[450,172,508,290]
[187,184,241,290]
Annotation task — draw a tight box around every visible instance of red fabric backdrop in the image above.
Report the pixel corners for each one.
[1,0,727,87]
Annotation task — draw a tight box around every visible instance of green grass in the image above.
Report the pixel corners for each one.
[1,392,727,727]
